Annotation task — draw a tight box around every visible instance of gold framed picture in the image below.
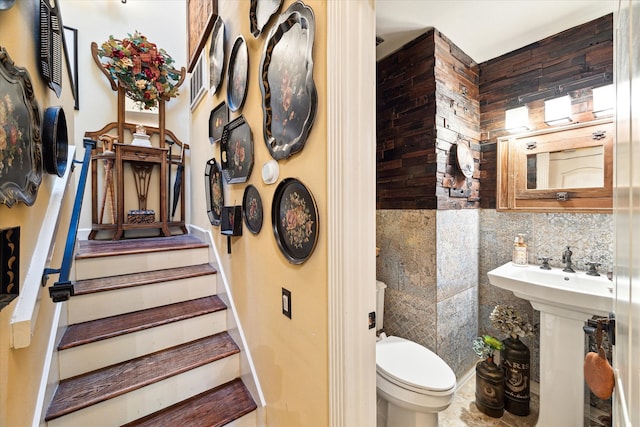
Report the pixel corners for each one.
[187,0,218,73]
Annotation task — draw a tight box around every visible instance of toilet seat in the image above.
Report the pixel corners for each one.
[376,336,456,395]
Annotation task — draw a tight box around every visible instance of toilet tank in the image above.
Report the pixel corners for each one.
[376,281,387,331]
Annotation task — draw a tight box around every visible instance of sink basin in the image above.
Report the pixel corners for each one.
[487,262,613,317]
[487,262,615,426]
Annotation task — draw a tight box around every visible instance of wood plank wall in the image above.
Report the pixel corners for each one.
[376,14,612,210]
[478,14,613,208]
[377,31,480,210]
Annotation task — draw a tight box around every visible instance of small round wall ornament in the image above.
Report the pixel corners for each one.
[456,141,474,178]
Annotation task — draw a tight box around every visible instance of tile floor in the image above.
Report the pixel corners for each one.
[439,372,539,427]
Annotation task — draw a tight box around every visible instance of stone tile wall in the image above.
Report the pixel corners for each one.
[376,209,479,378]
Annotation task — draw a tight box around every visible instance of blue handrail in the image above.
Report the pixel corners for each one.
[44,138,96,302]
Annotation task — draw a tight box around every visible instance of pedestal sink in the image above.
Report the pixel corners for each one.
[487,262,614,427]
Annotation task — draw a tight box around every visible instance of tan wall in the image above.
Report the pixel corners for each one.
[0,1,77,425]
[1,1,187,425]
[189,1,328,425]
[1,0,328,424]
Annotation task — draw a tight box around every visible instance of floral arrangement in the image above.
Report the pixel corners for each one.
[490,304,535,339]
[283,191,314,249]
[97,31,181,110]
[472,335,503,360]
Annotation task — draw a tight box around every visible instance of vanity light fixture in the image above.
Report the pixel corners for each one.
[544,95,572,126]
[505,105,529,133]
[592,84,614,118]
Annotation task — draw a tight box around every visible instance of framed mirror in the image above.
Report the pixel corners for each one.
[497,118,613,213]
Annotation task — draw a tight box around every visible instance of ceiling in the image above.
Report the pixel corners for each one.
[376,0,616,63]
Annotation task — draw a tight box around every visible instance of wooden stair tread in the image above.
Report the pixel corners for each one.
[76,234,207,259]
[73,263,216,295]
[58,296,227,350]
[45,332,240,422]
[122,378,257,427]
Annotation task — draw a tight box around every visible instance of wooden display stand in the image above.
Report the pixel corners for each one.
[86,42,188,240]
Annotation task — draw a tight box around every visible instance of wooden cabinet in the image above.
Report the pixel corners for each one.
[88,143,173,240]
[497,119,613,213]
[114,143,170,239]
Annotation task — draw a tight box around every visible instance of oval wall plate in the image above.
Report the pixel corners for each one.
[227,36,249,112]
[208,17,225,95]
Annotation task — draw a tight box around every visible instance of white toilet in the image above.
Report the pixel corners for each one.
[376,280,457,427]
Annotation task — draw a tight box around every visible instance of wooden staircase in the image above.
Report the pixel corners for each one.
[45,235,258,427]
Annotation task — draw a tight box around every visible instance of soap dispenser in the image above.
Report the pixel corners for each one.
[512,234,528,266]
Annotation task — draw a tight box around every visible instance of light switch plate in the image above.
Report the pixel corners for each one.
[282,288,292,319]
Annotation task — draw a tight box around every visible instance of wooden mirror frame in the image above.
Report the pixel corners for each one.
[497,118,613,213]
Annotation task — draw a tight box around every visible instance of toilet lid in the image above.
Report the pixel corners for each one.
[376,336,456,393]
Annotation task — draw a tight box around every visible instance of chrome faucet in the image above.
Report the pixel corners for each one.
[562,246,575,273]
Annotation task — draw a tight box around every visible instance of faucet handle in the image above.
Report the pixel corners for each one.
[538,257,553,270]
[586,261,601,276]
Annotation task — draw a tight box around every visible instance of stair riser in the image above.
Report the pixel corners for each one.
[75,247,209,280]
[67,274,216,324]
[47,354,240,427]
[59,311,228,379]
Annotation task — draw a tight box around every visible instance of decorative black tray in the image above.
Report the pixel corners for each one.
[249,0,282,38]
[0,48,42,207]
[204,158,224,226]
[209,101,229,143]
[259,1,317,160]
[220,115,254,184]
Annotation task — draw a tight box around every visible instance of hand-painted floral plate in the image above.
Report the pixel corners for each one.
[243,184,263,234]
[220,115,254,184]
[204,158,224,226]
[259,1,317,160]
[209,101,228,143]
[272,178,318,264]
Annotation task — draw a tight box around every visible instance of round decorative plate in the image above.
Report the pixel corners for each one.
[272,178,318,264]
[243,184,263,234]
[456,142,474,178]
[208,17,225,95]
[227,36,249,112]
